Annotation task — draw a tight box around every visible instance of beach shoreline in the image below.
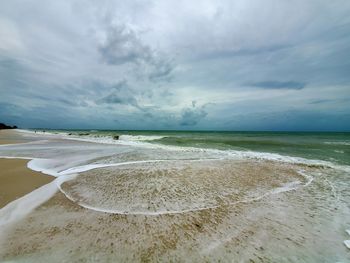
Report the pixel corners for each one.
[0,129,349,262]
[0,129,36,145]
[0,130,53,208]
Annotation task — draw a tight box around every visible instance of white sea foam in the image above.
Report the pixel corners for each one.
[1,129,348,220]
[0,156,318,219]
[57,178,303,216]
[226,150,350,173]
[32,130,350,171]
[344,240,350,249]
[0,156,32,160]
[0,156,76,178]
[0,140,49,147]
[324,141,350,146]
[17,129,166,146]
[0,181,58,226]
[56,160,313,216]
[59,195,220,216]
[296,170,314,187]
[233,181,302,205]
[0,156,67,225]
[59,159,169,175]
[27,159,62,177]
[119,135,166,141]
[15,130,350,169]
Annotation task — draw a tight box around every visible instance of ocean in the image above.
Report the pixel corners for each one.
[0,129,349,261]
[34,129,350,165]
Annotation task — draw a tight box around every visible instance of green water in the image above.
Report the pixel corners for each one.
[150,131,350,165]
[39,129,350,166]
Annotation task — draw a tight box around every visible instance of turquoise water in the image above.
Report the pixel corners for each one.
[37,130,350,166]
[151,131,350,165]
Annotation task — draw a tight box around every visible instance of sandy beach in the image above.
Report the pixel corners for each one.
[0,130,349,262]
[0,130,53,208]
[0,130,35,145]
[1,0,350,261]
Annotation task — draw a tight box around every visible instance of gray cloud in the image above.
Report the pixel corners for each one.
[98,24,151,65]
[309,99,332,104]
[98,23,174,82]
[0,0,350,130]
[97,80,140,108]
[148,57,174,82]
[248,81,306,90]
[180,104,208,126]
[195,45,290,61]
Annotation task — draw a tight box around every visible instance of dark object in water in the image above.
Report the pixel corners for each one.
[78,133,90,136]
[0,123,17,130]
[68,133,72,135]
[113,135,119,140]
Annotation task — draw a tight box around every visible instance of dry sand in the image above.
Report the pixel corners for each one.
[0,130,53,208]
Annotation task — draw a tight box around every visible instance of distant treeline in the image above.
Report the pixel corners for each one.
[0,123,18,130]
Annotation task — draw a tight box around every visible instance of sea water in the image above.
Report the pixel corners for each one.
[0,129,349,262]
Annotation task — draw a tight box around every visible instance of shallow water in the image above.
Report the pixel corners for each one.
[32,129,350,165]
[0,130,349,262]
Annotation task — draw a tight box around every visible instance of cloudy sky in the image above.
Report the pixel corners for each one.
[1,0,350,131]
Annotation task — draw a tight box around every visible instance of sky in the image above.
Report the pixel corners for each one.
[0,0,350,131]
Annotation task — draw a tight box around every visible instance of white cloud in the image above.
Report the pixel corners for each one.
[0,18,23,53]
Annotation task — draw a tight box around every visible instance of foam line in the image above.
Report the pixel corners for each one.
[58,194,220,216]
[58,158,222,175]
[0,156,32,160]
[0,156,316,218]
[0,156,62,177]
[59,160,169,175]
[344,240,350,249]
[0,140,49,147]
[27,159,61,177]
[232,181,302,205]
[18,129,350,173]
[58,180,305,216]
[0,181,58,226]
[0,156,66,225]
[296,170,314,187]
[0,130,341,219]
[56,160,311,216]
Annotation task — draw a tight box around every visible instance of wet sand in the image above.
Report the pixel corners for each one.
[0,130,349,262]
[0,159,53,208]
[0,130,53,208]
[0,130,34,145]
[1,165,348,262]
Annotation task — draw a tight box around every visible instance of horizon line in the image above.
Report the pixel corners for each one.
[19,128,350,133]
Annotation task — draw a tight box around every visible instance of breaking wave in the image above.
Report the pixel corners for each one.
[0,129,348,224]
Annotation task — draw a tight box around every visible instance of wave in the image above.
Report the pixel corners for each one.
[1,130,349,223]
[17,129,350,172]
[18,129,167,146]
[324,141,350,146]
[118,135,167,141]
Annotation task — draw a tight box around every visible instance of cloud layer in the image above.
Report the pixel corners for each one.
[0,0,350,130]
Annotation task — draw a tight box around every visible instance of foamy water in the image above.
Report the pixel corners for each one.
[0,130,349,222]
[1,130,350,261]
